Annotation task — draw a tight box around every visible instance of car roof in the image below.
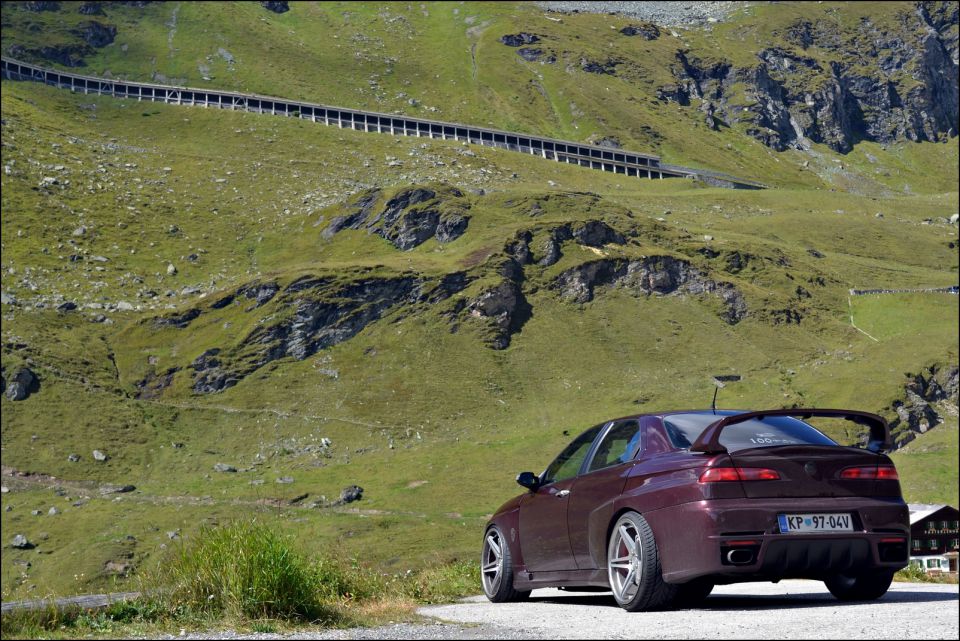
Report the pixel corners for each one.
[600,409,751,424]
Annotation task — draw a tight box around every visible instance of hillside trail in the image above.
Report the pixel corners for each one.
[0,466,462,521]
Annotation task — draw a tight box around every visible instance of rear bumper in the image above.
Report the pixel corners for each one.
[645,497,909,584]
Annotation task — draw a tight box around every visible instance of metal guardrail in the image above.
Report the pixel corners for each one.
[849,286,959,296]
[1,56,764,189]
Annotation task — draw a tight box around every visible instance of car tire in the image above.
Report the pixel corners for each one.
[824,569,894,601]
[672,578,714,607]
[607,511,678,611]
[481,525,530,603]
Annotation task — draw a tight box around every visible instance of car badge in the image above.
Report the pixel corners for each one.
[804,462,817,476]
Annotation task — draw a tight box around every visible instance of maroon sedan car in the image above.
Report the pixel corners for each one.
[481,409,910,611]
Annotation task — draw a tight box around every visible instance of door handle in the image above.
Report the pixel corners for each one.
[556,489,571,498]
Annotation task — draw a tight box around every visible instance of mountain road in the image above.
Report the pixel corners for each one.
[415,580,959,640]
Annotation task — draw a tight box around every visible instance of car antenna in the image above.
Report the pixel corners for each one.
[711,375,742,414]
[711,380,724,414]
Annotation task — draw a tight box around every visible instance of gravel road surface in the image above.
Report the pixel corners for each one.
[421,580,960,640]
[154,580,957,639]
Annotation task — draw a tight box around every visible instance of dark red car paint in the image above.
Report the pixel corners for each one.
[485,409,910,591]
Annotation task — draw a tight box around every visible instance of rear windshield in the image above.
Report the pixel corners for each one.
[662,413,838,453]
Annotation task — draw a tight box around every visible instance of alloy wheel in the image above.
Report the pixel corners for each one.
[481,529,504,597]
[608,519,643,604]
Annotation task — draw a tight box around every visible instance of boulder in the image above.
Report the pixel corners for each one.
[339,485,363,504]
[5,367,38,401]
[104,560,133,575]
[11,535,34,549]
[100,484,136,494]
[260,0,288,12]
[213,463,237,473]
[92,449,108,462]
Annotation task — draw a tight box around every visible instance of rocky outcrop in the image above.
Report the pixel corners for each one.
[78,2,104,15]
[517,48,555,63]
[193,367,238,394]
[889,363,959,447]
[135,366,178,399]
[531,220,627,267]
[553,256,747,324]
[581,58,618,75]
[8,43,92,67]
[21,1,60,11]
[589,136,623,149]
[186,272,472,393]
[500,33,540,47]
[237,281,279,308]
[466,279,530,350]
[323,187,470,250]
[620,23,660,39]
[658,6,959,152]
[249,277,422,363]
[152,308,200,329]
[71,21,116,48]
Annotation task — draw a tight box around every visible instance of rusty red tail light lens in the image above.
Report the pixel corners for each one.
[699,467,781,483]
[839,465,899,480]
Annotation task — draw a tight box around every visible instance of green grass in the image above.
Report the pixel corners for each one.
[1,0,958,609]
[895,562,960,584]
[1,1,957,192]
[892,419,960,507]
[0,518,481,638]
[147,519,338,621]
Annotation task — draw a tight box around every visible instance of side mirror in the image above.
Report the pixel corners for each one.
[516,471,541,491]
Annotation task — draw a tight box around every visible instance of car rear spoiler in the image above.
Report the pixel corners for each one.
[690,408,892,455]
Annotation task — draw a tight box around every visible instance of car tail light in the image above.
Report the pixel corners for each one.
[699,467,781,483]
[839,465,899,480]
[875,466,899,480]
[738,468,781,481]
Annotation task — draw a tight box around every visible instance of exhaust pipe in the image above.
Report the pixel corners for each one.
[726,548,754,565]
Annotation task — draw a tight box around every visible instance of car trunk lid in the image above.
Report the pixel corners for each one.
[728,445,885,499]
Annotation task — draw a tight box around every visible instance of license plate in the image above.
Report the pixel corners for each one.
[778,513,853,533]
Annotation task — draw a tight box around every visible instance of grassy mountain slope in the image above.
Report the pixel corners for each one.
[1,1,958,601]
[2,1,957,190]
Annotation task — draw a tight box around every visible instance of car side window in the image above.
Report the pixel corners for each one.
[541,425,604,485]
[586,420,641,473]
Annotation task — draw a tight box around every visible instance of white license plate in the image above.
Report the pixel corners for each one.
[778,513,853,533]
